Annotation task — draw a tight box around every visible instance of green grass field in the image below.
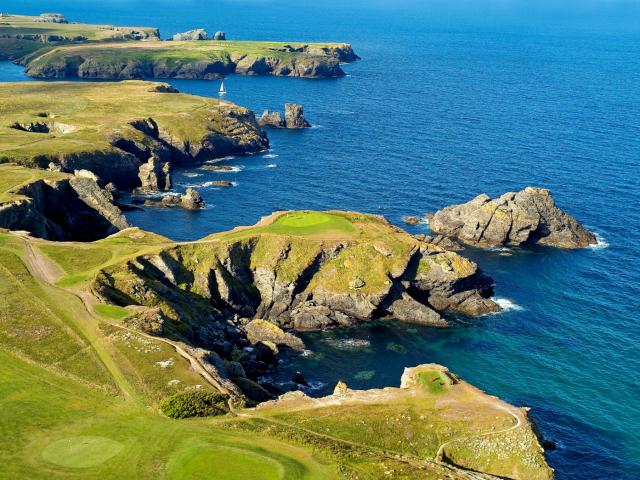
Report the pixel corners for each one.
[0,14,159,60]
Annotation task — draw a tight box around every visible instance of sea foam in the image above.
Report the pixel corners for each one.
[492,297,525,312]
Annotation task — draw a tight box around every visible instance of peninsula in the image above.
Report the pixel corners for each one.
[0,13,359,79]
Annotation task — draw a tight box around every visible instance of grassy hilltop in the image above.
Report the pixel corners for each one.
[0,81,267,186]
[0,13,159,60]
[0,221,553,479]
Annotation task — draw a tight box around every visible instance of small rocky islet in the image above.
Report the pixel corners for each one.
[0,11,574,480]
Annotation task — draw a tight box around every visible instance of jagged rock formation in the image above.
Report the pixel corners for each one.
[430,187,597,249]
[0,174,129,241]
[21,41,359,79]
[258,110,285,128]
[172,29,208,41]
[259,104,310,128]
[137,155,171,192]
[213,31,226,41]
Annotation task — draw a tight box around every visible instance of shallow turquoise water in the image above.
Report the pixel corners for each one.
[2,1,639,478]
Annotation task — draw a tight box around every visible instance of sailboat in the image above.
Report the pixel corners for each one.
[218,79,227,96]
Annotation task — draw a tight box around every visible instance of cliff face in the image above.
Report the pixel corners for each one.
[0,176,129,241]
[21,42,359,80]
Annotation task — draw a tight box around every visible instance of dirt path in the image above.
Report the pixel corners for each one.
[434,389,524,462]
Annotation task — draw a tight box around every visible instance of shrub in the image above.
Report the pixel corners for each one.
[160,389,229,419]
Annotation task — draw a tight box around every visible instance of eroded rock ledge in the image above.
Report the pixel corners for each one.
[430,187,596,249]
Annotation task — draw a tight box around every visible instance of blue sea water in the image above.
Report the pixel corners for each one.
[2,1,639,478]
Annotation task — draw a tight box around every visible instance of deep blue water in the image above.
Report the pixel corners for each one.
[2,1,640,478]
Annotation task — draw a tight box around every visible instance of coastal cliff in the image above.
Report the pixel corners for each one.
[0,81,268,188]
[20,41,359,79]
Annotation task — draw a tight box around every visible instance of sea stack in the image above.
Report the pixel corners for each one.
[284,103,311,128]
[430,187,597,249]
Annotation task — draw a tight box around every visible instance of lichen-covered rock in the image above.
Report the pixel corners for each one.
[284,103,310,128]
[430,187,597,249]
[244,319,305,350]
[173,29,208,41]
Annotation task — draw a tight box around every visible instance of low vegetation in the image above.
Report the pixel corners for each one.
[161,390,229,419]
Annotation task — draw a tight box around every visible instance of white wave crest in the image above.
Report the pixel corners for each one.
[267,163,278,168]
[263,153,279,159]
[589,233,609,250]
[184,172,202,178]
[325,338,371,350]
[492,297,524,312]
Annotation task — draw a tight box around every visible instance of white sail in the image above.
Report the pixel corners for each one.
[219,80,226,95]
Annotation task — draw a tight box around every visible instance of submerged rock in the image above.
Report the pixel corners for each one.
[430,187,597,249]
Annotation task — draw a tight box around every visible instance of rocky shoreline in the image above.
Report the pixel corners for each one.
[89,211,500,401]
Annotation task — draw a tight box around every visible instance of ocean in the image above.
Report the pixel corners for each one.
[1,1,639,478]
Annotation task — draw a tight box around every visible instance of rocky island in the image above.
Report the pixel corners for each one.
[430,187,597,249]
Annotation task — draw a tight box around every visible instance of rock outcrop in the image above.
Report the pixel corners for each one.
[137,155,171,192]
[430,187,597,249]
[213,31,226,41]
[172,29,208,41]
[180,188,205,210]
[284,104,311,128]
[259,104,310,128]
